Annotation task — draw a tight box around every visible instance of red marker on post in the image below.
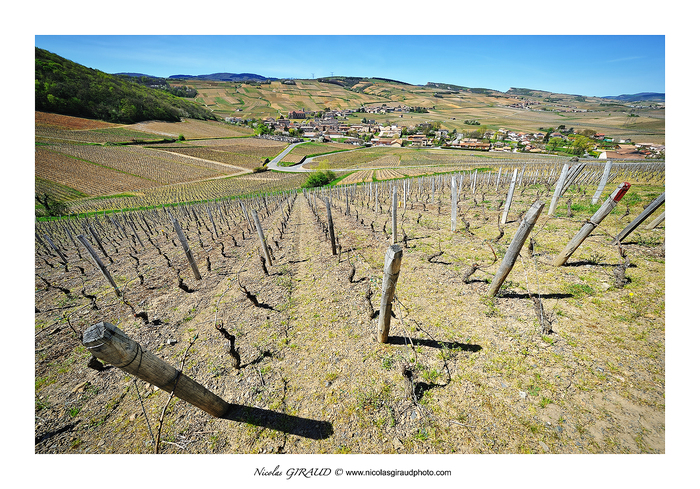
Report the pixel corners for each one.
[553,182,631,266]
[612,182,631,203]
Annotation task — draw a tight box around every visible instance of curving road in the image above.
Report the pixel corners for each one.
[267,141,372,173]
[267,142,312,172]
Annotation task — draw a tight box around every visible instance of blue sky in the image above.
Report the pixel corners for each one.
[34,35,664,97]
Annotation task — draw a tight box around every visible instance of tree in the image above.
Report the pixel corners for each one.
[36,192,68,217]
[302,170,336,188]
[256,123,272,135]
[570,135,592,156]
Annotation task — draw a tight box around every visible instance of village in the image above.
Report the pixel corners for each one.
[226,104,665,160]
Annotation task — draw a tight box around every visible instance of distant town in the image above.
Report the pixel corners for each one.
[225,104,664,160]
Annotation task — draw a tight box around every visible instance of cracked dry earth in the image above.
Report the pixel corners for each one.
[34,181,665,454]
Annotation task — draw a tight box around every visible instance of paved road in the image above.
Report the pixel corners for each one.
[267,142,312,173]
[268,141,373,173]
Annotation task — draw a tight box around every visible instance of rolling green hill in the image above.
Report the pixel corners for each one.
[35,48,217,124]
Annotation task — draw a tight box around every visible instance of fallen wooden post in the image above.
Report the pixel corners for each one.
[83,322,230,418]
[553,182,631,266]
[377,245,403,343]
[77,234,121,297]
[612,192,665,244]
[488,200,545,297]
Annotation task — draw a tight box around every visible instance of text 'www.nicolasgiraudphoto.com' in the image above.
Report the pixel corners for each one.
[254,466,452,479]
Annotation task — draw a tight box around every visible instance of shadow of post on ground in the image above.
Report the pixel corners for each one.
[224,404,333,440]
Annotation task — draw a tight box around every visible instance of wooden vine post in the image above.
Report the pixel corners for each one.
[548,163,570,216]
[377,245,403,343]
[168,209,202,280]
[612,191,665,244]
[500,169,518,225]
[77,234,121,297]
[44,234,68,265]
[325,198,337,255]
[488,200,545,297]
[251,208,274,265]
[591,160,613,204]
[552,182,631,266]
[88,225,110,260]
[451,175,458,232]
[645,210,665,230]
[83,322,230,418]
[391,186,398,244]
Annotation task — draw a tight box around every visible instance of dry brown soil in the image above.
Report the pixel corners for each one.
[34,179,665,455]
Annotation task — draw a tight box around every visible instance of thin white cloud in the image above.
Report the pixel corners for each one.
[605,56,645,63]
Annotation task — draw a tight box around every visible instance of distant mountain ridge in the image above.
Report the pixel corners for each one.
[116,72,663,101]
[601,92,665,102]
[168,72,278,82]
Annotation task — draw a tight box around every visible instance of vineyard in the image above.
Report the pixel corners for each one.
[35,111,254,144]
[34,122,302,213]
[306,146,571,171]
[35,161,665,454]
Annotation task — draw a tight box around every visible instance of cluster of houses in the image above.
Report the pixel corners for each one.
[225,109,664,159]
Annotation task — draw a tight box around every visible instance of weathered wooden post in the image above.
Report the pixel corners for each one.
[391,186,398,244]
[325,198,337,255]
[77,235,121,297]
[83,322,230,418]
[548,163,570,216]
[44,234,68,265]
[206,205,219,238]
[612,192,665,244]
[552,182,631,266]
[451,175,458,232]
[591,160,612,204]
[240,202,253,232]
[168,209,202,280]
[377,245,403,343]
[88,225,110,260]
[560,162,586,196]
[127,219,145,248]
[251,208,274,265]
[488,200,545,297]
[645,210,665,230]
[500,169,518,225]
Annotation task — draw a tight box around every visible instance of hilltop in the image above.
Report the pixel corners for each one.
[35,48,217,124]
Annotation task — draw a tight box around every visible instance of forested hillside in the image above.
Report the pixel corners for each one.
[35,48,217,124]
